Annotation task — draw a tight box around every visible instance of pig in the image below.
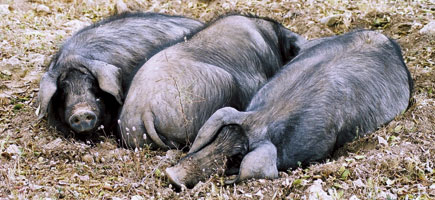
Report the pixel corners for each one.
[37,12,203,139]
[118,14,306,149]
[165,30,413,188]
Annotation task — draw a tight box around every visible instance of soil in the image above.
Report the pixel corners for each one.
[0,0,433,199]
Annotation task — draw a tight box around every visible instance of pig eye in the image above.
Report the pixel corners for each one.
[94,91,103,99]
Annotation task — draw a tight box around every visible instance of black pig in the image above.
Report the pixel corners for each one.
[166,30,413,188]
[37,12,203,139]
[118,14,306,149]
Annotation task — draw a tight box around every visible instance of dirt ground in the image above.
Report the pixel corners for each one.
[0,0,433,199]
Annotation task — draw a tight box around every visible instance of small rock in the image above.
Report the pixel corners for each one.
[1,70,11,76]
[22,68,42,83]
[103,183,113,191]
[38,157,44,162]
[320,15,341,27]
[419,21,435,36]
[35,4,50,14]
[83,0,95,6]
[2,56,20,67]
[131,195,144,200]
[43,138,63,150]
[8,0,31,12]
[58,181,69,186]
[0,93,11,105]
[282,178,291,186]
[353,179,365,188]
[306,179,333,200]
[0,4,10,15]
[349,195,360,200]
[28,53,45,66]
[115,0,128,14]
[6,144,20,155]
[29,184,43,190]
[76,174,90,182]
[63,20,91,32]
[377,190,397,199]
[82,154,94,163]
[377,136,388,146]
[412,22,423,29]
[254,190,264,198]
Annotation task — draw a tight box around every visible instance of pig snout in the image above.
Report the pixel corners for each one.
[165,125,249,189]
[165,166,188,189]
[68,109,98,132]
[165,153,220,189]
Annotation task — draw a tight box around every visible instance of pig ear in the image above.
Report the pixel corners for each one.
[280,27,307,62]
[81,58,123,104]
[188,107,247,154]
[225,141,279,185]
[37,72,58,120]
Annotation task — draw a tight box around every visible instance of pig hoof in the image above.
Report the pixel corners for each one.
[224,175,240,185]
[165,167,185,190]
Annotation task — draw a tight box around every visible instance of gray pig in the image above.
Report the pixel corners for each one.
[37,12,203,139]
[165,30,413,188]
[118,14,306,149]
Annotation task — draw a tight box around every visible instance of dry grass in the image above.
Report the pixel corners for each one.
[0,0,434,199]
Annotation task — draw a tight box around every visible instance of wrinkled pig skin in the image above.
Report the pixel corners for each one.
[37,12,204,140]
[167,30,413,188]
[119,14,306,150]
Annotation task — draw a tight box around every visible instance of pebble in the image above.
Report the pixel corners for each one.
[0,4,10,15]
[35,4,50,14]
[320,15,342,27]
[6,144,20,155]
[63,20,91,32]
[116,0,128,14]
[82,154,94,163]
[419,21,435,36]
[306,179,333,200]
[131,195,144,200]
